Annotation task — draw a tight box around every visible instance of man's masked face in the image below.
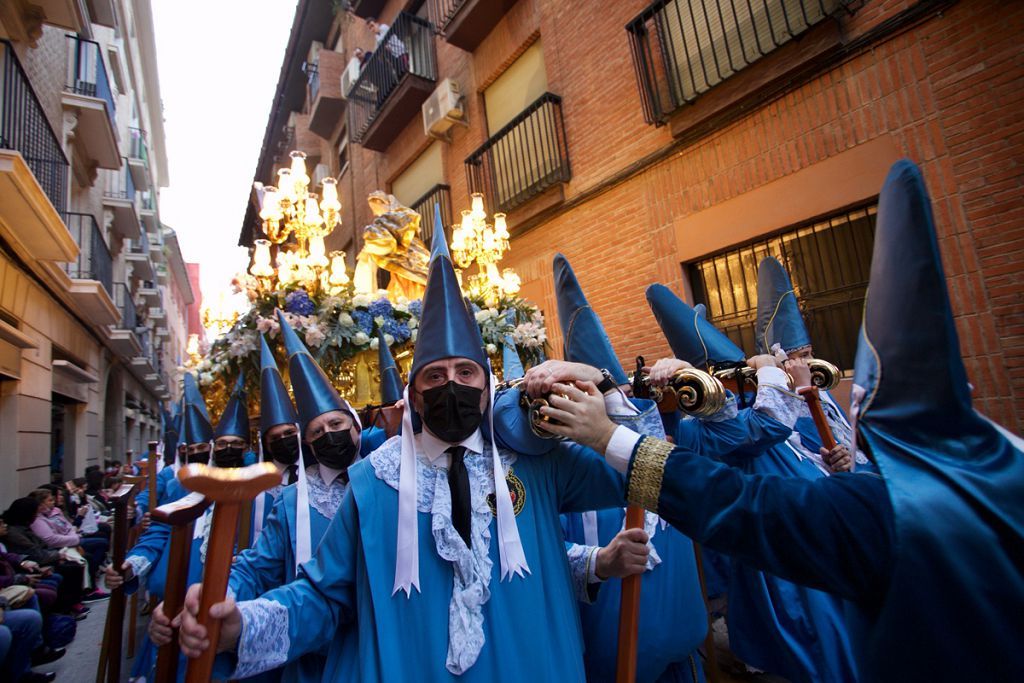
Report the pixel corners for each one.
[412,358,488,444]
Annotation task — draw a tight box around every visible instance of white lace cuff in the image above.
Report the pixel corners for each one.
[566,543,602,604]
[753,367,802,428]
[233,598,290,679]
[703,393,739,423]
[124,554,151,581]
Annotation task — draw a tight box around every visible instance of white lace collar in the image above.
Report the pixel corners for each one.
[305,465,346,521]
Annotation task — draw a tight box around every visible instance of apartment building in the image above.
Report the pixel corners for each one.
[240,0,1023,430]
[0,0,192,501]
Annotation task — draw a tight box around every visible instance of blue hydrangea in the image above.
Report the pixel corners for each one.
[284,290,315,316]
[351,309,374,335]
[368,298,393,319]
[383,318,411,343]
[407,299,422,317]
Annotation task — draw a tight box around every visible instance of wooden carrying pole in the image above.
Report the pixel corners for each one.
[615,505,646,683]
[178,463,280,683]
[120,475,146,660]
[95,483,137,683]
[151,492,211,683]
[147,441,159,508]
[798,386,838,451]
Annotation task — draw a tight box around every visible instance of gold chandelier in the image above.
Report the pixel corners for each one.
[250,150,350,294]
[450,193,520,300]
[201,289,242,338]
[255,151,341,257]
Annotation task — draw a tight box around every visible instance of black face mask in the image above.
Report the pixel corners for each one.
[267,434,300,466]
[310,429,358,471]
[419,381,484,443]
[213,445,246,468]
[186,448,210,465]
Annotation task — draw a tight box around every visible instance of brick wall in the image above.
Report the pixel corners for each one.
[287,0,1022,430]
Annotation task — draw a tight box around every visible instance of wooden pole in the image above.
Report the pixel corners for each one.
[151,492,211,683]
[120,474,146,660]
[178,463,280,683]
[798,386,838,451]
[615,505,646,683]
[692,543,722,683]
[236,501,253,551]
[95,483,136,683]
[147,440,159,508]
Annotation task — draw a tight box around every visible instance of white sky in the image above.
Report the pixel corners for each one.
[151,0,299,307]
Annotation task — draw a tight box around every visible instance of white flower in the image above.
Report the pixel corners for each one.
[352,294,372,308]
[370,337,380,350]
[393,301,409,314]
[410,328,418,342]
[486,343,497,354]
[338,312,354,326]
[475,310,492,323]
[384,333,395,346]
[304,325,326,348]
[353,332,369,345]
[199,372,213,386]
[374,315,385,327]
[408,317,418,330]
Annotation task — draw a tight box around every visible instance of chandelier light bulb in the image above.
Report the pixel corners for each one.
[328,252,350,286]
[307,236,329,267]
[250,239,275,277]
[470,193,486,220]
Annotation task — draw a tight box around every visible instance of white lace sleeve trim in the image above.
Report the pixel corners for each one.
[124,554,151,581]
[232,598,290,679]
[370,438,517,675]
[753,367,803,428]
[566,543,601,603]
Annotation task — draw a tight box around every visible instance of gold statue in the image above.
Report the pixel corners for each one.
[353,192,430,300]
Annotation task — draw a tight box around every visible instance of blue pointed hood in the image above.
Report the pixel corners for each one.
[409,222,487,384]
[645,284,745,368]
[259,334,298,433]
[430,202,450,262]
[756,257,811,354]
[694,303,706,319]
[276,309,356,437]
[172,395,185,447]
[377,329,404,405]
[553,254,627,385]
[182,372,213,444]
[214,371,250,440]
[853,160,1020,457]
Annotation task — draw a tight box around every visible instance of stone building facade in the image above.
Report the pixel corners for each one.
[240,0,1023,431]
[0,0,192,502]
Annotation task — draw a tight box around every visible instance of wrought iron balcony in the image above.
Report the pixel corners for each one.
[411,184,452,244]
[62,213,113,295]
[63,35,119,169]
[465,93,571,214]
[627,0,846,125]
[127,127,150,187]
[0,40,69,215]
[126,230,154,279]
[103,161,141,239]
[113,282,137,330]
[427,0,519,52]
[348,13,437,152]
[130,230,150,254]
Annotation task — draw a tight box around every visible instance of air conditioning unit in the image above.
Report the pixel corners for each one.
[312,163,332,187]
[422,79,464,138]
[340,58,360,98]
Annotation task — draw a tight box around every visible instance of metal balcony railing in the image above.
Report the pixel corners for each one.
[627,0,847,125]
[62,213,113,295]
[305,61,320,103]
[130,230,150,254]
[411,184,452,244]
[128,127,149,165]
[465,93,570,214]
[65,35,116,128]
[113,282,137,330]
[104,159,136,200]
[0,41,69,214]
[140,190,155,212]
[348,13,437,144]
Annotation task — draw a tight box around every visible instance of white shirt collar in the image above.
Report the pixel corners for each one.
[415,426,484,465]
[318,460,360,486]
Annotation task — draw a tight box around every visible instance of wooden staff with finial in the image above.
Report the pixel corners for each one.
[120,473,146,659]
[798,386,838,451]
[178,462,280,683]
[615,505,645,683]
[151,492,212,683]
[95,483,136,683]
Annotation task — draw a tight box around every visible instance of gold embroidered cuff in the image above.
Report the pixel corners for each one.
[627,437,672,512]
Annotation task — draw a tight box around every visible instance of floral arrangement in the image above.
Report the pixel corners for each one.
[190,273,548,409]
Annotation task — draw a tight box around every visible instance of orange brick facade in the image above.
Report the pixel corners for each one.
[252,0,1023,431]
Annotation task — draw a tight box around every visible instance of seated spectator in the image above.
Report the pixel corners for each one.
[2,498,96,613]
[29,490,109,595]
[0,596,57,683]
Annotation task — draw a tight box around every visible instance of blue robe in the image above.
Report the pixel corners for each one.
[562,399,789,683]
[224,434,626,682]
[792,390,879,475]
[136,465,178,515]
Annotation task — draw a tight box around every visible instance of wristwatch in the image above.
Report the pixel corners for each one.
[595,369,617,395]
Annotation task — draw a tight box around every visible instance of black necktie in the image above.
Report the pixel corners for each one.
[446,446,471,547]
[286,465,298,485]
